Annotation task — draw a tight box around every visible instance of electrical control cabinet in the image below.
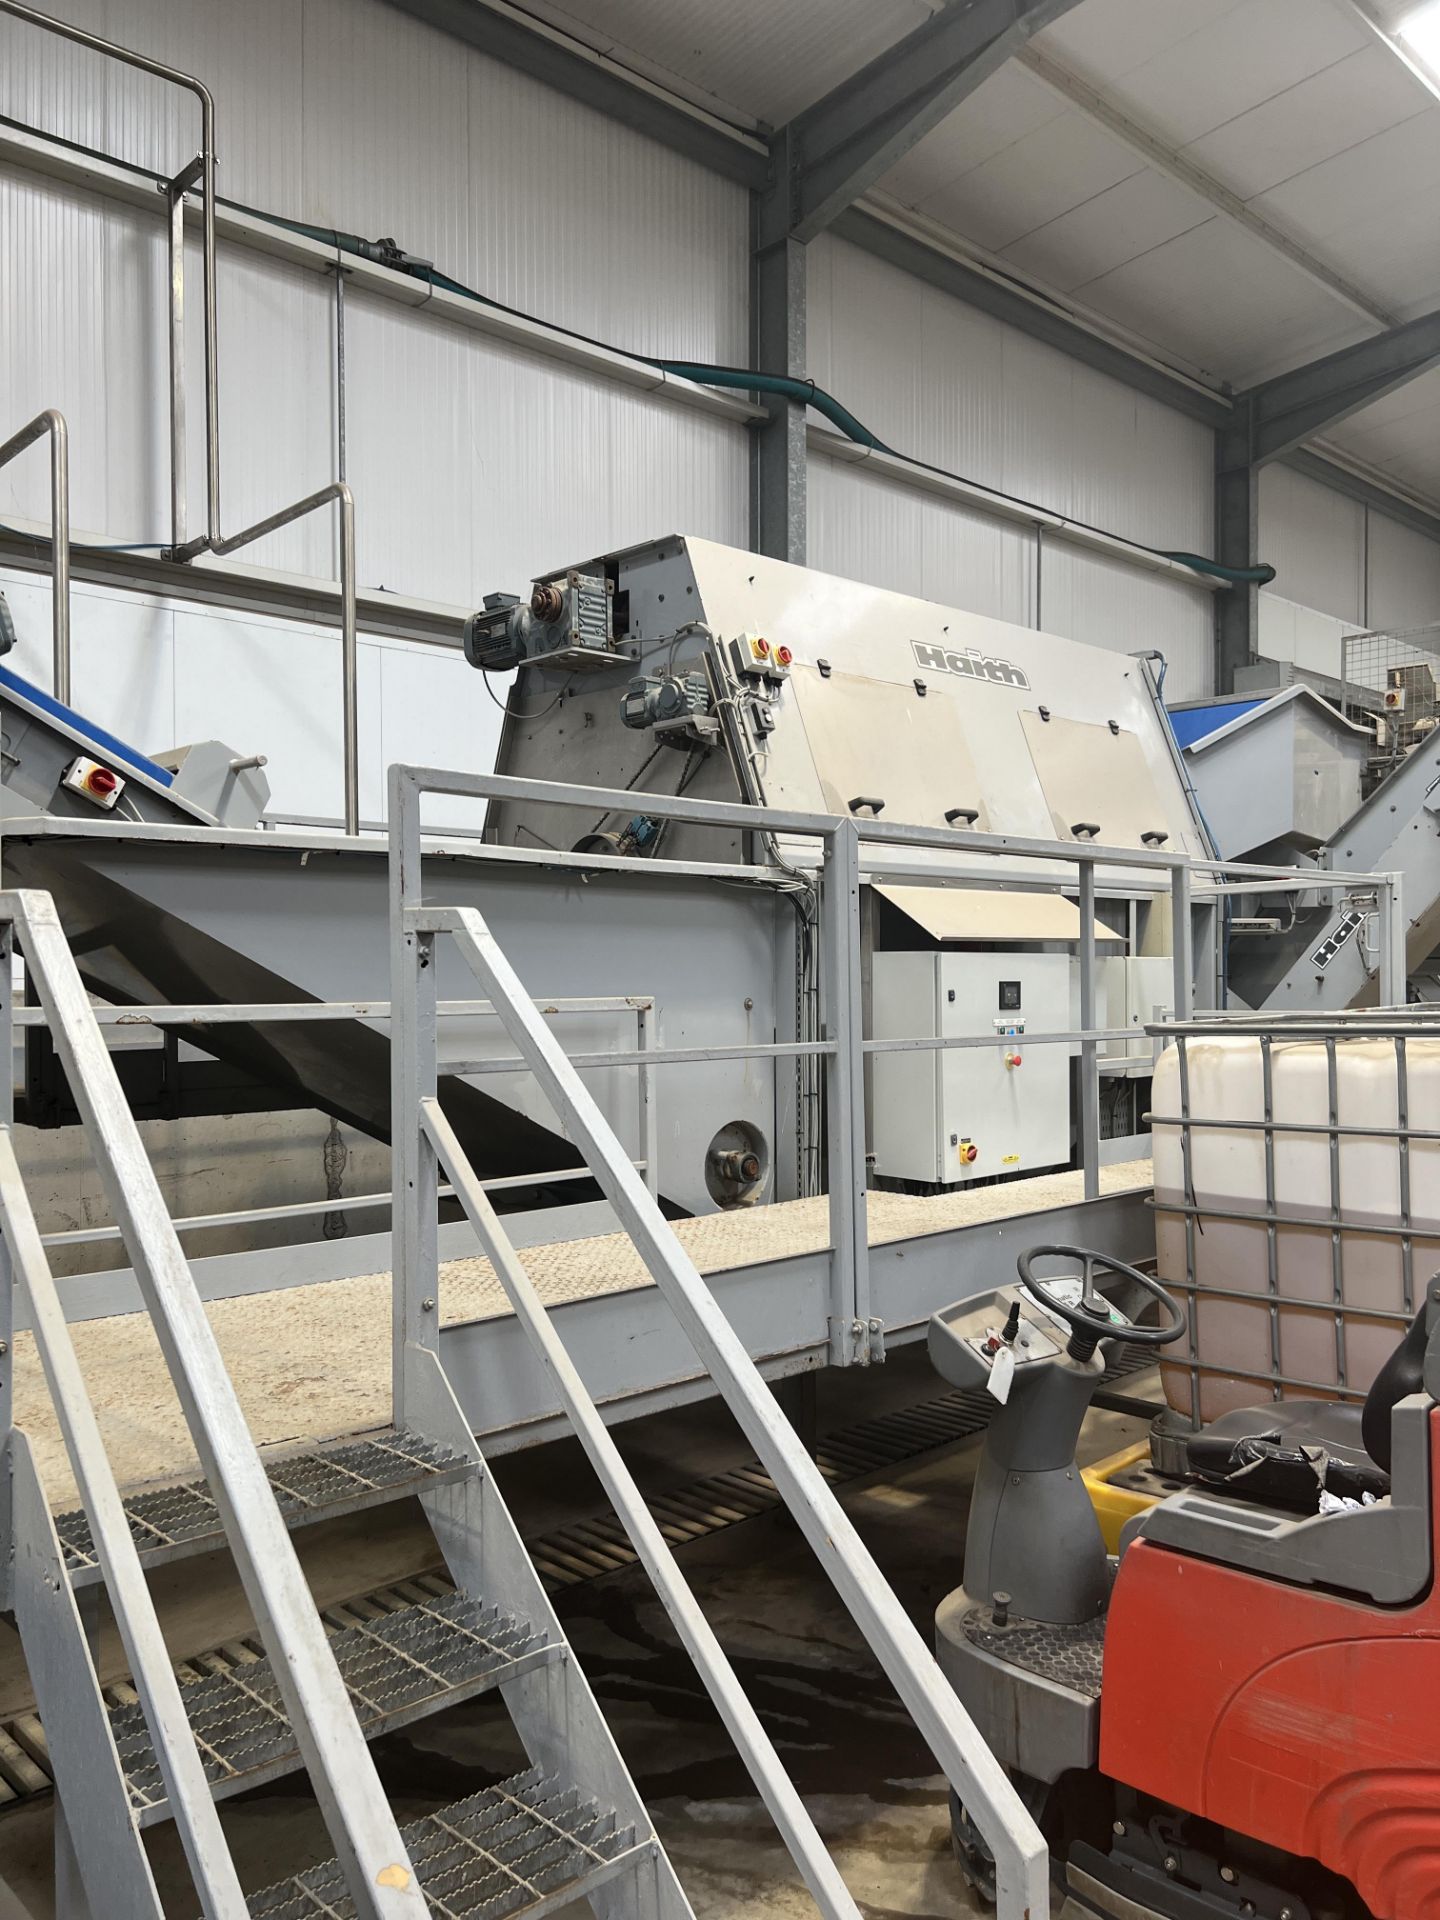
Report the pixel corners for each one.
[871,951,1073,1186]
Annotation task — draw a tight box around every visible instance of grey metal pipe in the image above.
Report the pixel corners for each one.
[211,482,359,833]
[0,1,219,550]
[0,409,70,703]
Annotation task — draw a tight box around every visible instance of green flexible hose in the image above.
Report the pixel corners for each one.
[241,208,1276,589]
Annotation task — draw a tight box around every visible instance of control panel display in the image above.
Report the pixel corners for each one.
[998,980,1021,1011]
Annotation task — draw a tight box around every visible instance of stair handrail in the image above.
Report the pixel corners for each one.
[0,890,427,1920]
[0,1127,247,1917]
[418,1093,864,1920]
[388,763,1060,1920]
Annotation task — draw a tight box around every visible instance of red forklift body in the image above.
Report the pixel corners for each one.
[1101,1412,1440,1919]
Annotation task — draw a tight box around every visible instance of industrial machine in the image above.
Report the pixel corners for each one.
[929,1245,1440,1919]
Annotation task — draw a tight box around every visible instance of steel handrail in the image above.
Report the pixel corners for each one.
[0,1130,247,1917]
[420,1094,864,1920]
[208,483,360,832]
[0,890,426,1919]
[0,1,218,547]
[0,410,69,701]
[427,898,1052,1916]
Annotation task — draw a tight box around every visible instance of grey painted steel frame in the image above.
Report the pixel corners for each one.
[387,765,1378,1917]
[0,890,429,1919]
[437,1189,1152,1457]
[391,769,1054,1920]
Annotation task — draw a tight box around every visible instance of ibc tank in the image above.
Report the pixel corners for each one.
[1151,1022,1440,1423]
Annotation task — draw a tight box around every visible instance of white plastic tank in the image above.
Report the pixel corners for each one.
[1151,1031,1440,1421]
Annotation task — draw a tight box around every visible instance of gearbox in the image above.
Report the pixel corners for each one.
[463,571,617,673]
[620,672,716,748]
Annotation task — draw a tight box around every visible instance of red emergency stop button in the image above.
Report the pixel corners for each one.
[1006,1052,1022,1068]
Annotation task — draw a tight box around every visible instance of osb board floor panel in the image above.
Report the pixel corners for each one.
[17,1160,1152,1509]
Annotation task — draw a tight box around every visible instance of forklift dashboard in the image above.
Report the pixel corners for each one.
[930,1283,1134,1393]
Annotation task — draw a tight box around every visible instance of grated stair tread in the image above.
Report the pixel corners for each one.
[241,1765,645,1918]
[114,1582,554,1824]
[54,1428,467,1585]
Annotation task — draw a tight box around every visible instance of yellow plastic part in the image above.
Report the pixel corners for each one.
[1082,1440,1159,1554]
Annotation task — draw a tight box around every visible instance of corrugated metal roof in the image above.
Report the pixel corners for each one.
[541,0,1438,513]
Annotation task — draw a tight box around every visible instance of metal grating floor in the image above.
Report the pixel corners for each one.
[963,1605,1106,1699]
[526,1348,1155,1591]
[54,1428,466,1585]
[244,1766,643,1919]
[113,1577,554,1825]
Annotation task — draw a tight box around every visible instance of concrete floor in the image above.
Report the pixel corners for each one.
[0,1346,1153,1917]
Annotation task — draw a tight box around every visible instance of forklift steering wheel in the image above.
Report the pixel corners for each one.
[1016,1244,1187,1363]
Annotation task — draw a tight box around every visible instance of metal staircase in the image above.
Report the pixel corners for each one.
[0,758,1058,1920]
[0,887,691,1919]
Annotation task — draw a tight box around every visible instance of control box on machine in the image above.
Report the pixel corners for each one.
[870,952,1072,1187]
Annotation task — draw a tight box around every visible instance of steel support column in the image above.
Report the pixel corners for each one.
[752,133,808,563]
[1215,400,1257,694]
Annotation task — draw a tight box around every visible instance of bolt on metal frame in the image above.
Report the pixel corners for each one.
[1149,1007,1438,1425]
[0,410,69,702]
[0,890,431,1918]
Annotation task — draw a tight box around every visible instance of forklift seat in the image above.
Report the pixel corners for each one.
[1124,1309,1435,1606]
[1184,1303,1429,1487]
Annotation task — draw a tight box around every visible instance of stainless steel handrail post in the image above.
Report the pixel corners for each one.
[637,1000,660,1199]
[1380,872,1406,1006]
[0,409,69,701]
[210,484,359,832]
[0,1,219,551]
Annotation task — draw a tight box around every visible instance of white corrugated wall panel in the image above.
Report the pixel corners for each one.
[1040,546,1213,700]
[1257,463,1365,624]
[808,456,1036,625]
[1365,512,1440,633]
[806,234,1213,556]
[467,46,747,361]
[1,0,749,807]
[805,233,1214,690]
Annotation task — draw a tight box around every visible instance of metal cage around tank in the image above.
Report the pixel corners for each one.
[1146,1006,1440,1426]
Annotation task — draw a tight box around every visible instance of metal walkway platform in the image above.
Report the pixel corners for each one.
[17,1162,1154,1509]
